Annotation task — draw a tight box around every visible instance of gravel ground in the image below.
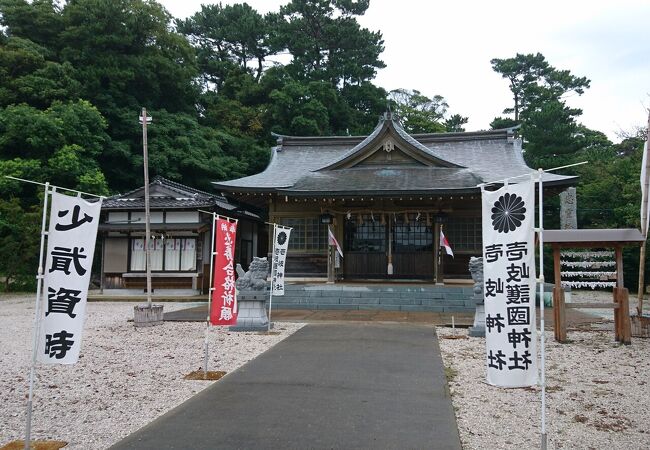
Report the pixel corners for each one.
[0,294,304,449]
[437,290,650,450]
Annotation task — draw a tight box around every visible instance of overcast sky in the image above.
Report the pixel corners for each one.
[160,0,650,141]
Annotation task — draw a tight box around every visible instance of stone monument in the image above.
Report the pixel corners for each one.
[229,257,271,332]
[559,187,577,229]
[468,256,486,337]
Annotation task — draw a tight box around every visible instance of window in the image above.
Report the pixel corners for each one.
[130,237,196,271]
[444,217,482,251]
[345,215,386,252]
[393,213,432,252]
[279,217,327,251]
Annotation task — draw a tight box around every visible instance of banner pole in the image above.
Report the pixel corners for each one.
[268,224,276,332]
[204,212,217,378]
[538,169,547,450]
[24,182,51,450]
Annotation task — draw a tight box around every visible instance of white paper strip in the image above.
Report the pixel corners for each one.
[561,281,616,289]
[482,178,538,387]
[561,271,617,278]
[37,193,102,364]
[560,260,616,268]
[560,251,614,259]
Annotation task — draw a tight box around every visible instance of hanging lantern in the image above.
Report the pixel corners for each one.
[380,214,386,225]
[403,212,409,224]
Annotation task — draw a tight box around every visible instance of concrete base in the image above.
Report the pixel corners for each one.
[468,303,485,337]
[134,304,164,327]
[229,291,269,332]
[104,288,200,296]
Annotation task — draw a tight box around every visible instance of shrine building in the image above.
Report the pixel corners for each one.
[214,112,575,283]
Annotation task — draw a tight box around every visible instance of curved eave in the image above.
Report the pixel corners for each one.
[277,187,482,197]
[316,118,464,171]
[218,175,577,197]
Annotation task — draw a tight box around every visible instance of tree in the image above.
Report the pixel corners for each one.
[490,52,589,122]
[0,100,110,195]
[177,3,275,87]
[388,89,466,134]
[0,37,81,108]
[490,53,591,168]
[0,197,41,291]
[444,113,469,133]
[275,0,385,86]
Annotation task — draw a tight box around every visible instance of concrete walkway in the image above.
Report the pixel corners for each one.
[110,323,461,450]
[163,304,474,325]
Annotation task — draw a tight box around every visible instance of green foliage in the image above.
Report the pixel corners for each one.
[177,2,274,85]
[0,100,110,194]
[276,0,385,85]
[0,197,40,291]
[139,109,263,189]
[490,52,590,169]
[388,89,466,134]
[444,114,468,133]
[0,37,81,108]
[489,116,519,130]
[491,52,589,122]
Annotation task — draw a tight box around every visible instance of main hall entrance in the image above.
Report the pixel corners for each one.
[343,213,434,279]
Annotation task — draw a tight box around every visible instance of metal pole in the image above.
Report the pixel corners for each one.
[25,182,51,450]
[268,224,276,332]
[204,213,217,378]
[637,114,650,315]
[140,108,152,308]
[538,170,547,450]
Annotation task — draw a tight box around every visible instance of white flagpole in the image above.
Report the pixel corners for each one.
[24,182,51,450]
[538,169,547,450]
[268,224,277,332]
[638,114,650,316]
[204,212,217,378]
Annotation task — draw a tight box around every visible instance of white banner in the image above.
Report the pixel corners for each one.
[271,225,291,295]
[37,193,102,364]
[482,179,537,387]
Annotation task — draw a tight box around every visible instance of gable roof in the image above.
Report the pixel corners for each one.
[102,176,261,219]
[318,112,463,170]
[214,113,576,196]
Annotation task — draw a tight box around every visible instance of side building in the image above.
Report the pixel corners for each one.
[98,176,265,295]
[213,112,575,284]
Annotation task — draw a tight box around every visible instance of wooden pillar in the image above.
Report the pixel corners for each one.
[433,223,442,284]
[552,245,566,342]
[553,287,566,343]
[327,245,334,283]
[100,233,106,293]
[614,246,631,344]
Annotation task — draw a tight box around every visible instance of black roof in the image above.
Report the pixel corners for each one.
[213,113,576,196]
[102,176,261,220]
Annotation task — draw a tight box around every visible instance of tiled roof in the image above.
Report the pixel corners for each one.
[213,114,576,195]
[285,167,482,195]
[102,176,261,219]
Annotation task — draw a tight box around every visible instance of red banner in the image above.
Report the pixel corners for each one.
[210,218,238,325]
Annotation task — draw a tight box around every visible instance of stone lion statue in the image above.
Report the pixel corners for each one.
[236,257,269,291]
[468,256,484,298]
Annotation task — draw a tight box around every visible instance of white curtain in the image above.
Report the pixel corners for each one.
[132,237,195,271]
[130,238,146,271]
[181,238,196,270]
[165,238,180,271]
[149,238,163,270]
